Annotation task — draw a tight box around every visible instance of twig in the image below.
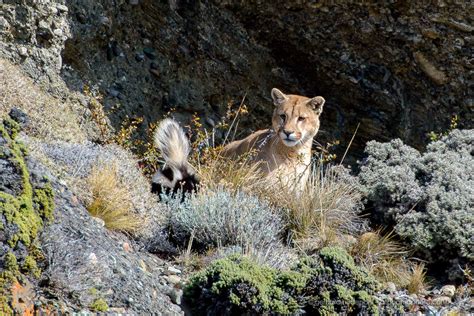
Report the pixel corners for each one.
[340,122,360,165]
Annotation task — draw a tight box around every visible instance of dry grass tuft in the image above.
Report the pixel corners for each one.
[0,58,88,142]
[266,164,365,252]
[351,230,413,287]
[194,149,266,194]
[87,163,142,233]
[407,263,428,294]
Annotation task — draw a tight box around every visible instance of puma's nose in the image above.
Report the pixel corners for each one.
[283,130,294,137]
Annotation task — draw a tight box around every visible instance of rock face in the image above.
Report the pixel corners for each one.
[0,113,182,314]
[215,1,473,161]
[1,1,472,161]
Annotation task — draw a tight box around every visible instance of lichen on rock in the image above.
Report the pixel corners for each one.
[0,115,55,314]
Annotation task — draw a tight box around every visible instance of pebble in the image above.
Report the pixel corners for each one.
[166,275,181,284]
[108,88,120,97]
[122,242,132,252]
[169,288,183,305]
[38,20,50,31]
[441,285,456,297]
[92,217,105,227]
[149,69,160,77]
[56,4,69,12]
[53,29,63,37]
[99,16,110,26]
[18,47,28,57]
[386,282,397,293]
[150,62,159,70]
[109,307,126,313]
[88,253,98,265]
[143,47,156,59]
[206,117,215,127]
[135,53,145,62]
[129,0,139,4]
[166,266,181,275]
[432,296,451,306]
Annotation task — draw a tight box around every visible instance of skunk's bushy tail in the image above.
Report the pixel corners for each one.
[154,118,191,169]
[152,118,198,198]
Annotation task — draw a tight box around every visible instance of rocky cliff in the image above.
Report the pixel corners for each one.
[2,1,472,162]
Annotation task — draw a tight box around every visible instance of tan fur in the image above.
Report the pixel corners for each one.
[222,88,325,189]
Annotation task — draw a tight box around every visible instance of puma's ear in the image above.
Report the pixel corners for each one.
[308,96,325,114]
[271,88,288,106]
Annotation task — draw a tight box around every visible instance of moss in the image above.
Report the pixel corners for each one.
[3,117,20,140]
[0,117,55,312]
[4,252,19,273]
[89,287,99,296]
[33,184,55,222]
[90,298,109,312]
[0,253,18,314]
[22,256,41,278]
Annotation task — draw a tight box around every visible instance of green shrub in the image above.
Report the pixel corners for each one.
[185,247,381,315]
[185,255,303,315]
[358,129,474,277]
[297,247,379,315]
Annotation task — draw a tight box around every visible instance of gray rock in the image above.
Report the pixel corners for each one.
[166,266,182,275]
[166,275,181,285]
[385,282,397,293]
[18,47,28,57]
[169,288,183,305]
[143,47,156,59]
[432,296,451,306]
[440,285,456,297]
[56,4,69,13]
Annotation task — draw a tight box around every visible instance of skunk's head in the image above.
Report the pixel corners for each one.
[151,164,199,200]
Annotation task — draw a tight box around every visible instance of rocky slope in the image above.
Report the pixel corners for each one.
[0,112,183,314]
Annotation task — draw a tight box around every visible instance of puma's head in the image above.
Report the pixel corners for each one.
[270,88,325,147]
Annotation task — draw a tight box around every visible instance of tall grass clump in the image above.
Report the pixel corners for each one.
[269,163,366,251]
[87,164,142,233]
[163,188,283,251]
[350,230,414,287]
[406,263,428,294]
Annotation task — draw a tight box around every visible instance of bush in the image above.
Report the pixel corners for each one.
[298,247,380,315]
[358,129,474,275]
[185,255,303,315]
[185,247,381,315]
[163,188,283,251]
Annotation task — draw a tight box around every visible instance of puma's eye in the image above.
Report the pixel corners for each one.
[279,114,286,121]
[298,117,306,122]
